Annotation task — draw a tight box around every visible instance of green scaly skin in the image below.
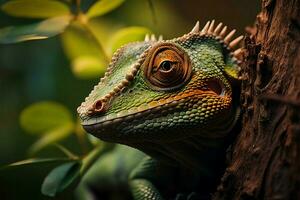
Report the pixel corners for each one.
[78,20,243,199]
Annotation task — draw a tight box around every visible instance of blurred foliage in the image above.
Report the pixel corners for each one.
[41,161,81,197]
[20,101,73,134]
[0,0,153,197]
[2,0,70,18]
[0,0,152,80]
[0,0,259,199]
[0,16,71,44]
[87,0,125,18]
[108,26,151,53]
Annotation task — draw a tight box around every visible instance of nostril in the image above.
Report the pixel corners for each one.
[206,79,224,96]
[92,99,105,113]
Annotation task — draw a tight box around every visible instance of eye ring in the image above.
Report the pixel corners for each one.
[143,43,192,91]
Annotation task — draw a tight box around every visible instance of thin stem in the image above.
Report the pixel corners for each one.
[53,143,79,160]
[75,0,81,14]
[147,0,157,25]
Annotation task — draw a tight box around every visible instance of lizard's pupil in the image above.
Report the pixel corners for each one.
[160,61,172,72]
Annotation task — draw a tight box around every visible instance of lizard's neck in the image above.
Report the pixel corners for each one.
[133,135,228,171]
[130,105,240,170]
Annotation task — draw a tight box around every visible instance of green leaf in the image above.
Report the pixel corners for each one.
[0,16,71,44]
[20,101,73,134]
[1,158,74,170]
[29,122,74,155]
[109,26,152,54]
[71,56,106,79]
[41,161,81,197]
[61,24,108,79]
[61,24,106,60]
[87,0,125,18]
[41,144,113,197]
[1,0,70,19]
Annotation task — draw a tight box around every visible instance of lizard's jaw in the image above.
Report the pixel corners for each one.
[81,89,232,143]
[81,92,193,142]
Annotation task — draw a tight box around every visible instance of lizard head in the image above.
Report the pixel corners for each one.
[78,20,243,146]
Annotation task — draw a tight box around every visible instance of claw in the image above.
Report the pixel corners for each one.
[224,29,236,44]
[158,35,163,41]
[145,34,150,42]
[213,22,223,35]
[150,34,157,41]
[190,21,200,33]
[229,36,244,49]
[201,21,210,35]
[208,20,215,34]
[219,26,227,38]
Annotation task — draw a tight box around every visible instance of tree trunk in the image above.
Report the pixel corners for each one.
[213,0,300,199]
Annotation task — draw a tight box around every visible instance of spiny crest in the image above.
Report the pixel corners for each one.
[188,20,244,62]
[144,20,244,62]
[145,34,163,42]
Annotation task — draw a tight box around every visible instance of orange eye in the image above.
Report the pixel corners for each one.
[144,43,192,90]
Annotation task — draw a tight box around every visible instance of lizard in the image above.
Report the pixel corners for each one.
[77,20,243,200]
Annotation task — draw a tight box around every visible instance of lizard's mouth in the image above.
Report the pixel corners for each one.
[82,91,211,126]
[81,80,229,141]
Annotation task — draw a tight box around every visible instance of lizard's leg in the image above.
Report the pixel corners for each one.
[130,179,163,200]
[129,156,171,200]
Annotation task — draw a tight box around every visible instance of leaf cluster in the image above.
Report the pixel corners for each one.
[0,0,153,197]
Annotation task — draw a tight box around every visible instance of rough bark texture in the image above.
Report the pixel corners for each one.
[213,0,300,199]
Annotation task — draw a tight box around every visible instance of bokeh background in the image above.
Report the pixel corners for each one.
[0,0,259,199]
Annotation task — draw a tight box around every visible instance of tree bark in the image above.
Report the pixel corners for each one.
[213,0,300,199]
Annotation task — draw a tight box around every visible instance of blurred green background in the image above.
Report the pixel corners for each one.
[0,0,259,199]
